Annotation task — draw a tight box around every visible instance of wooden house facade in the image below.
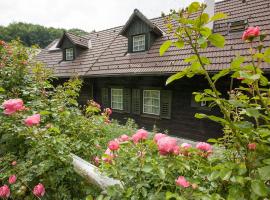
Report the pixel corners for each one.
[37,0,270,141]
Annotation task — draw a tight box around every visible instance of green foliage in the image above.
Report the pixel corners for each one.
[0,40,136,199]
[0,22,88,48]
[95,2,270,200]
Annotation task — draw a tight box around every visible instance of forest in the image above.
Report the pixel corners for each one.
[0,22,88,48]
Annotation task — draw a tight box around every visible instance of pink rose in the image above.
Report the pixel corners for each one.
[94,156,100,166]
[119,134,130,142]
[33,183,45,197]
[0,185,10,198]
[108,140,120,151]
[102,148,114,163]
[157,137,177,155]
[153,133,167,143]
[11,161,17,166]
[105,108,112,116]
[248,143,256,150]
[196,142,212,152]
[181,143,192,149]
[132,129,148,144]
[173,145,180,155]
[176,176,190,188]
[8,175,16,184]
[2,99,25,115]
[242,26,260,41]
[24,114,41,127]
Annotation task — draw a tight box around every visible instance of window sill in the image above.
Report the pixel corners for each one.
[140,113,161,119]
[112,109,125,114]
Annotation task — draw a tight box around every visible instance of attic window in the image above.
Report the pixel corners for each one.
[65,48,74,61]
[229,20,248,33]
[133,34,145,52]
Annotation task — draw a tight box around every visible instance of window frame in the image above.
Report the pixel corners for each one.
[143,90,160,116]
[111,88,124,111]
[132,34,146,52]
[65,48,74,61]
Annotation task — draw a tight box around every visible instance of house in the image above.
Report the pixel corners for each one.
[36,0,270,141]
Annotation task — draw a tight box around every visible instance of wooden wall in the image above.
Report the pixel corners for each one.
[79,75,232,141]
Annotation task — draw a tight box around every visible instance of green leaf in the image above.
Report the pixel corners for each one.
[86,195,94,200]
[212,68,230,81]
[209,170,220,181]
[174,40,184,49]
[200,27,212,37]
[231,56,245,69]
[251,180,268,197]
[160,40,172,56]
[245,108,260,118]
[264,47,270,63]
[208,34,225,48]
[0,87,5,92]
[166,71,186,85]
[200,13,209,24]
[209,12,228,22]
[220,169,232,181]
[142,165,153,173]
[166,191,182,200]
[258,166,270,180]
[188,2,200,14]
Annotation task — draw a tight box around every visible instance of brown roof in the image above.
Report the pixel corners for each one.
[36,0,270,77]
[57,32,89,49]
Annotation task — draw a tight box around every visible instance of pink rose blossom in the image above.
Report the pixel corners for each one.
[105,108,112,116]
[181,143,192,149]
[248,143,256,150]
[108,140,120,151]
[8,175,16,184]
[173,145,180,155]
[153,133,167,143]
[157,137,177,155]
[176,176,190,188]
[33,183,45,197]
[196,142,212,152]
[242,26,260,41]
[0,185,10,198]
[102,148,114,163]
[11,161,17,166]
[2,99,25,115]
[119,134,130,142]
[94,156,100,166]
[132,129,148,144]
[24,114,41,127]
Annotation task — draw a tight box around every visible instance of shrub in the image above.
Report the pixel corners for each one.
[0,40,136,199]
[96,2,270,199]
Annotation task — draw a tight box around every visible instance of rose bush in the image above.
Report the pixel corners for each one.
[94,2,270,199]
[0,40,136,199]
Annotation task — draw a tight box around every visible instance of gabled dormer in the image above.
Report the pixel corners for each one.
[56,32,89,61]
[119,9,163,53]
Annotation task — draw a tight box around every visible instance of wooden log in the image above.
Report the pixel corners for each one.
[71,154,123,190]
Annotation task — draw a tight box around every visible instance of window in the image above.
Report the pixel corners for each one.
[229,20,248,33]
[65,48,74,61]
[111,88,123,110]
[143,90,160,115]
[133,34,145,52]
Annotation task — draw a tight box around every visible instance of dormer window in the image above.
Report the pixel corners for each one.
[229,19,248,33]
[65,48,74,61]
[133,34,145,52]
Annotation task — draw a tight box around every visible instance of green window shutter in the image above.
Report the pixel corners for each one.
[160,90,172,119]
[101,88,110,108]
[132,89,141,115]
[123,88,131,113]
[128,37,133,53]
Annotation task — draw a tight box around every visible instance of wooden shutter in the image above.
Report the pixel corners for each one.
[160,90,172,119]
[101,88,110,108]
[132,89,141,115]
[123,88,131,113]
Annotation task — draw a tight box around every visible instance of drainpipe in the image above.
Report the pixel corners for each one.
[204,0,215,30]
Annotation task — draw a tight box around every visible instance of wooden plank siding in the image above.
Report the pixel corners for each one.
[77,75,231,141]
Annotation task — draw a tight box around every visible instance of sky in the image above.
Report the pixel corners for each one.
[0,0,221,32]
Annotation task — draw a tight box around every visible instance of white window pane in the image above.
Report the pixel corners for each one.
[133,35,145,52]
[111,88,123,110]
[143,90,160,115]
